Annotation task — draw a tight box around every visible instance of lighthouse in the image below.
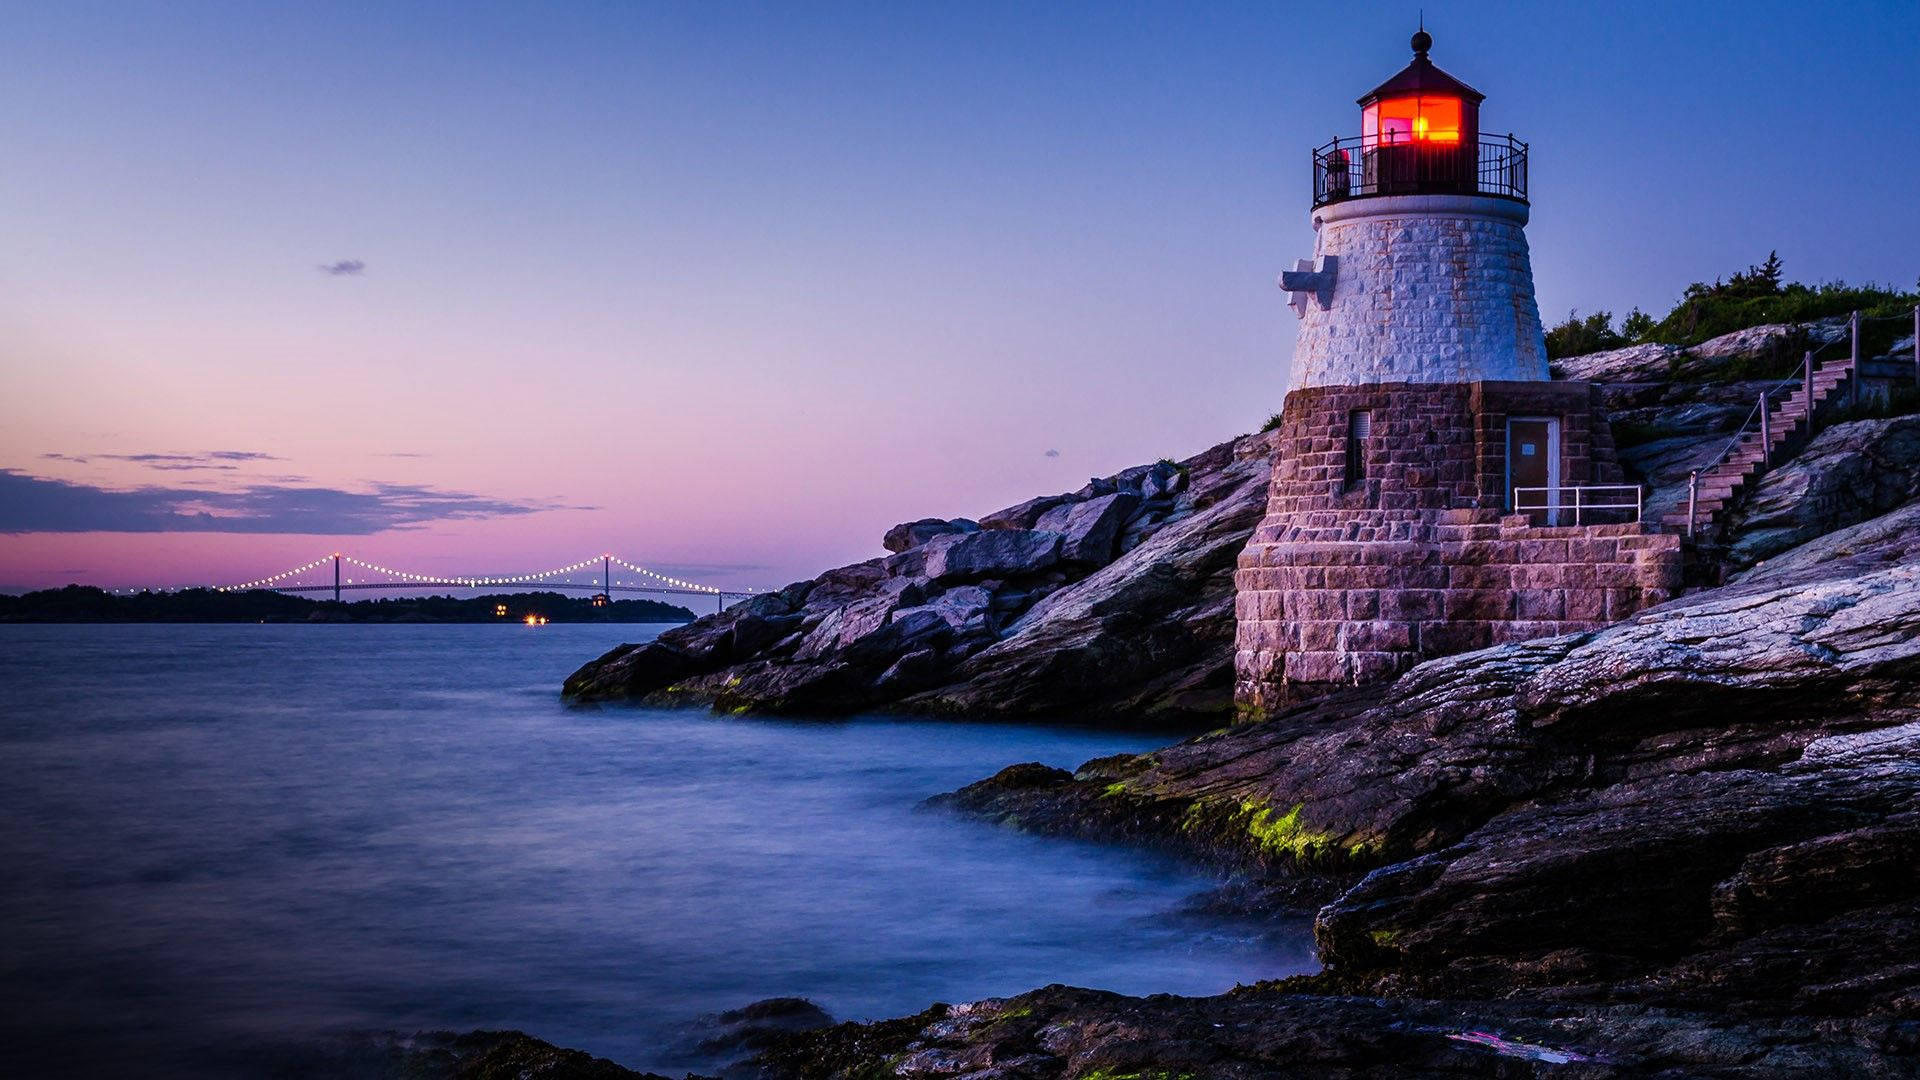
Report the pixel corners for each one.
[1234,29,1684,713]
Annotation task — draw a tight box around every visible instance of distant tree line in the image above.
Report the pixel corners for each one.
[0,586,697,624]
[1545,253,1919,359]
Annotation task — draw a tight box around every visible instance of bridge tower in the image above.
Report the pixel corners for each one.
[1233,28,1685,713]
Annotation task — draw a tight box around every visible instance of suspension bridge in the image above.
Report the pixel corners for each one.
[212,553,761,613]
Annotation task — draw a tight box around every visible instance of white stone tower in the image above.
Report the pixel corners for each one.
[1282,28,1547,390]
[1234,28,1683,712]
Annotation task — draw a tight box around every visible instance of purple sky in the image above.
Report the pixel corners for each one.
[3,1,1915,592]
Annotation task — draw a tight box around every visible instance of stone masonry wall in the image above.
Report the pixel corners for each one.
[1289,194,1549,391]
[1234,381,1682,712]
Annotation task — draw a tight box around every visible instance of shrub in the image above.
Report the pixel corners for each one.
[1261,412,1284,433]
[1641,252,1917,347]
[1545,309,1628,359]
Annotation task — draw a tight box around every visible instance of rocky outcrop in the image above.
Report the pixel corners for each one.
[941,560,1920,866]
[1738,499,1920,587]
[883,517,978,553]
[1550,319,1848,383]
[923,552,1920,1071]
[1722,416,1920,566]
[306,1030,670,1080]
[564,436,1273,723]
[752,984,1919,1079]
[1317,723,1920,1007]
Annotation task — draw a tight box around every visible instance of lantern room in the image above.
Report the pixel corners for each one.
[1312,29,1526,208]
[1359,29,1481,148]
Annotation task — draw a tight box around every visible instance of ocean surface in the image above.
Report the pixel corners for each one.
[0,624,1314,1077]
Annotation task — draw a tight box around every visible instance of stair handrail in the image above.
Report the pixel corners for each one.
[1683,325,1852,537]
[1698,333,1850,476]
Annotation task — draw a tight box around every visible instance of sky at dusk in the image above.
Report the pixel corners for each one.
[2,0,1916,593]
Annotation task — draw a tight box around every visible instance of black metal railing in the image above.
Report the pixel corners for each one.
[1312,134,1528,208]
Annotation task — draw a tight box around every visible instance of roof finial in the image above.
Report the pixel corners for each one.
[1411,17,1432,59]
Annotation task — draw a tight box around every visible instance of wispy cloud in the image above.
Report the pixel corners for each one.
[0,470,560,534]
[319,259,366,276]
[1043,448,1061,458]
[40,450,286,473]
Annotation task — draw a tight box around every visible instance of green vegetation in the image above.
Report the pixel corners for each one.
[1645,254,1915,346]
[1544,307,1651,359]
[1545,252,1919,358]
[1241,800,1346,862]
[0,585,695,624]
[1260,411,1284,433]
[1179,796,1380,865]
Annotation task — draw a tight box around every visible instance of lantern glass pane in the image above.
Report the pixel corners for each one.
[1370,96,1462,145]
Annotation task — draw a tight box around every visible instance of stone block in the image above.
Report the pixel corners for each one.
[1283,651,1347,685]
[1345,620,1413,652]
[1421,620,1493,656]
[1564,588,1608,623]
[1343,589,1381,620]
[1381,589,1445,622]
[1515,589,1567,621]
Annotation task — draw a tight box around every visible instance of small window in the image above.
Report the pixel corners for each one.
[1344,410,1371,490]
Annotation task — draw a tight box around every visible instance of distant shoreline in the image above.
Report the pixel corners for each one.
[0,585,698,625]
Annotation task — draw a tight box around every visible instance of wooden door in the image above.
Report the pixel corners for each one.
[1508,419,1556,524]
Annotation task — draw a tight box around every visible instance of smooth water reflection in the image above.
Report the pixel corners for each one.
[0,624,1312,1076]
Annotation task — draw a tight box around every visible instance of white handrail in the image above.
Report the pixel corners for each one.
[1512,484,1644,526]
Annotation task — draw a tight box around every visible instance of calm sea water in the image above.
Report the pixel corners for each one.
[0,624,1312,1077]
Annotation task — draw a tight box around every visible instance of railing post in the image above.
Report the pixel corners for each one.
[1686,471,1699,538]
[1759,390,1771,468]
[1851,310,1861,407]
[1804,349,1814,427]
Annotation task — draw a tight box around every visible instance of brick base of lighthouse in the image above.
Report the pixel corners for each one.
[1233,380,1684,713]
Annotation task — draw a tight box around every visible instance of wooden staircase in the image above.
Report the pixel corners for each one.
[1659,350,1858,535]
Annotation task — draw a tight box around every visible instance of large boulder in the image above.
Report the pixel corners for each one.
[1314,722,1920,1011]
[1724,416,1920,566]
[1551,319,1848,384]
[978,493,1077,531]
[1739,500,1920,587]
[882,517,978,553]
[1553,341,1682,383]
[921,529,1063,582]
[1033,491,1139,565]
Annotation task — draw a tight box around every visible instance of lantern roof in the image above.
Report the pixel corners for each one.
[1358,29,1484,107]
